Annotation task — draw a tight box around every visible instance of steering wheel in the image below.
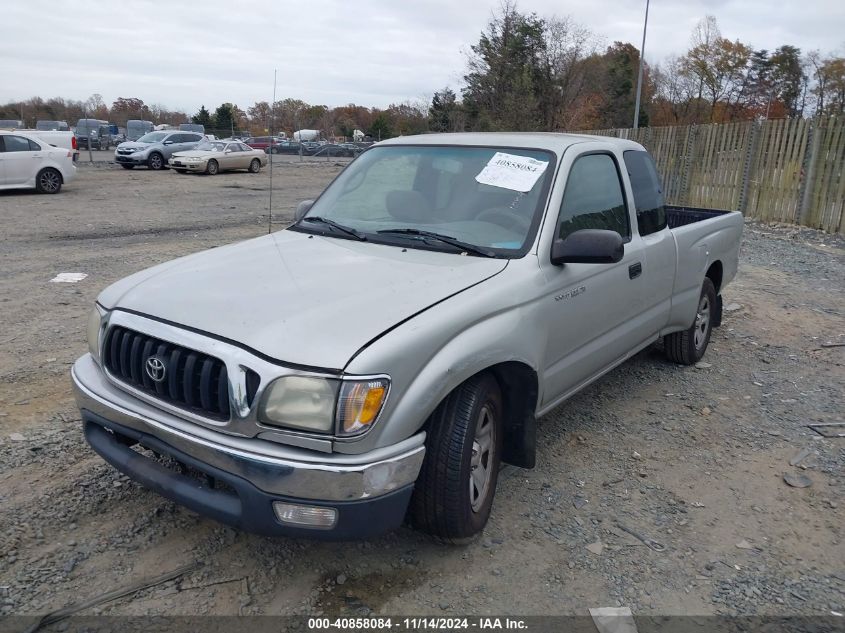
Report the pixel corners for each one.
[476,207,532,233]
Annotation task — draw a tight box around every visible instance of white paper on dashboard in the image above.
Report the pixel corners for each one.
[475,152,549,192]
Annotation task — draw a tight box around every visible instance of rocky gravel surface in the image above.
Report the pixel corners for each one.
[0,163,842,621]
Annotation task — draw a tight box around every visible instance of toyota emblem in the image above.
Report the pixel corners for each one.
[145,356,167,382]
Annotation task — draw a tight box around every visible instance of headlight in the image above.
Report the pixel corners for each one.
[257,375,390,436]
[87,305,106,363]
[258,376,338,433]
[336,378,389,436]
[187,157,202,162]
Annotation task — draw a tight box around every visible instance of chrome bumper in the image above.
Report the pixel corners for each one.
[71,354,425,501]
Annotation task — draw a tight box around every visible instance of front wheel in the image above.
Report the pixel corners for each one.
[35,168,62,194]
[410,373,503,542]
[147,152,164,170]
[249,158,261,173]
[664,278,717,365]
[205,159,219,175]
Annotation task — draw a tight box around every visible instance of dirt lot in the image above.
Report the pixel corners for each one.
[0,160,843,621]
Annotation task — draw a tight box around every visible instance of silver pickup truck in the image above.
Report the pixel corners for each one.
[72,133,742,542]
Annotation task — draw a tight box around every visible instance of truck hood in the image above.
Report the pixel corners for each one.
[98,230,507,370]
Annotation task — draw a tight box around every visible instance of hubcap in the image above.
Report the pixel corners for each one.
[469,405,496,512]
[694,295,710,350]
[40,171,59,192]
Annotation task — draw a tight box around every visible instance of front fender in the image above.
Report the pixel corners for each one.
[344,270,548,452]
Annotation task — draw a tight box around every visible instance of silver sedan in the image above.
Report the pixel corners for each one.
[168,140,268,175]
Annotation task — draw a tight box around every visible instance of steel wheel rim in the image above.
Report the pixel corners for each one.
[469,405,495,512]
[39,170,60,192]
[694,295,710,350]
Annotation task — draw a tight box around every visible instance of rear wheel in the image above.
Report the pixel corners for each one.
[35,168,62,194]
[121,164,134,170]
[410,373,503,542]
[664,278,717,365]
[206,159,219,175]
[147,152,164,170]
[249,158,261,173]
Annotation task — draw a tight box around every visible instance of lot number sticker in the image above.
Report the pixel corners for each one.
[475,152,549,192]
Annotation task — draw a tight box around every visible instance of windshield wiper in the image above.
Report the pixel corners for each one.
[299,216,367,241]
[376,228,496,258]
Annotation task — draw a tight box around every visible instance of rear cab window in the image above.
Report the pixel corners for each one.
[623,150,667,236]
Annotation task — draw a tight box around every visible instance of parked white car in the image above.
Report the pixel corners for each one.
[0,131,77,194]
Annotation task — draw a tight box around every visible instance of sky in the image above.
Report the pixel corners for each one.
[3,0,843,114]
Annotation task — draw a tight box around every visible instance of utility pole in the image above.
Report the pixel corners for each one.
[633,0,650,130]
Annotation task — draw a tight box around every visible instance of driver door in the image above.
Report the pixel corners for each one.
[538,151,648,407]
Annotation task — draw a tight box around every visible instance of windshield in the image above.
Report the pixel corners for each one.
[296,145,555,256]
[195,140,226,151]
[136,132,168,143]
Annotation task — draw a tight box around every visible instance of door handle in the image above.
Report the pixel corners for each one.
[628,262,642,279]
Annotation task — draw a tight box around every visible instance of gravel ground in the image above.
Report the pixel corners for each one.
[0,161,843,620]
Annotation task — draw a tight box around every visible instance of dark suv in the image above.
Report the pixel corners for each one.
[75,119,112,150]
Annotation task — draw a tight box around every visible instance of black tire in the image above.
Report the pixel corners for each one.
[35,168,62,194]
[664,278,717,365]
[410,373,503,542]
[205,159,219,175]
[121,164,134,170]
[147,152,164,170]
[248,158,261,173]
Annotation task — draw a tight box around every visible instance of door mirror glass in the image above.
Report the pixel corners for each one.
[551,229,624,266]
[295,200,315,221]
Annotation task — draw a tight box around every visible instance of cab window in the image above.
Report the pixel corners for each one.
[557,153,629,240]
[624,150,666,236]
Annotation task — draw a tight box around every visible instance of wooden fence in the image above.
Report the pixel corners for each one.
[575,116,845,234]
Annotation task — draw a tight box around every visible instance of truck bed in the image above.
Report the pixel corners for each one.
[666,206,733,229]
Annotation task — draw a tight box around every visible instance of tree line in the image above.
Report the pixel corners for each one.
[2,3,843,138]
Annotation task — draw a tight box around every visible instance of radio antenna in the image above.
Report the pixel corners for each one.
[268,68,277,234]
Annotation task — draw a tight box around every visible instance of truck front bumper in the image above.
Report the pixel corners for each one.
[71,354,425,539]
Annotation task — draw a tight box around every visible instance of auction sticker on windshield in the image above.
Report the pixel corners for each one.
[475,152,549,192]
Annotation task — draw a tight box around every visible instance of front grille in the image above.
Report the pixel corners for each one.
[103,326,232,420]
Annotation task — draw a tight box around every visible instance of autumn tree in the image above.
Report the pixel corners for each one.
[247,101,272,133]
[682,20,752,121]
[111,97,151,123]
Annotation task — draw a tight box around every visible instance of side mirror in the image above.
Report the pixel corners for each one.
[551,229,624,266]
[163,140,173,145]
[295,200,315,221]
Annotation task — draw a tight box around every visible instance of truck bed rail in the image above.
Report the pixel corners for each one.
[666,206,733,229]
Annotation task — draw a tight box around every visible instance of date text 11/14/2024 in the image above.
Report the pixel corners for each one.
[307,617,528,630]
